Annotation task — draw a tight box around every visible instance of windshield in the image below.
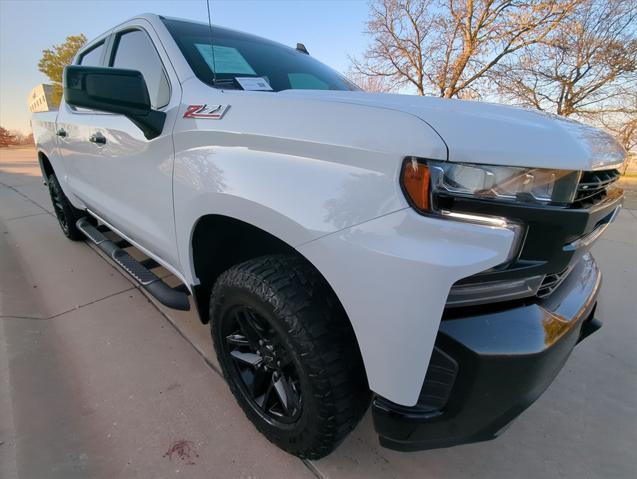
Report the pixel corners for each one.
[162,18,359,92]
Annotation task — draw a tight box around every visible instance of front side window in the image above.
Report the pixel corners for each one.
[163,18,359,92]
[78,42,105,66]
[110,29,170,109]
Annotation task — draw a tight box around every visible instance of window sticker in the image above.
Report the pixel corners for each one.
[195,44,256,75]
[235,76,273,91]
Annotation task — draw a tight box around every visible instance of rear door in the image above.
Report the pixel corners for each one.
[56,38,108,204]
[76,21,182,269]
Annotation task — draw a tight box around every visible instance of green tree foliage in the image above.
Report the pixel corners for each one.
[0,127,17,147]
[37,34,87,107]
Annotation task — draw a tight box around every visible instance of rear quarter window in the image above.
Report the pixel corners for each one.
[78,42,105,66]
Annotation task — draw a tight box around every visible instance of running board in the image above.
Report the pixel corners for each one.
[76,218,190,311]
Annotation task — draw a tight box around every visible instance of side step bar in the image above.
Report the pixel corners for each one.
[76,218,190,311]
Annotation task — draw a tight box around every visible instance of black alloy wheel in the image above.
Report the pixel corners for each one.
[47,174,84,240]
[50,180,69,233]
[221,305,303,424]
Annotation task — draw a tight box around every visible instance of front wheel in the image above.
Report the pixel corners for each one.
[47,174,84,241]
[210,255,370,459]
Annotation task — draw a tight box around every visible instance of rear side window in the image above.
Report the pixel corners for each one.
[110,29,170,109]
[78,42,104,66]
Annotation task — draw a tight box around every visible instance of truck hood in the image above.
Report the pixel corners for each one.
[279,90,626,171]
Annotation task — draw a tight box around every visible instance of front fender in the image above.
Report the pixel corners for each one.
[172,81,449,285]
[297,208,515,406]
[172,124,434,284]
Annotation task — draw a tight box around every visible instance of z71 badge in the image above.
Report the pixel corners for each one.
[183,104,230,119]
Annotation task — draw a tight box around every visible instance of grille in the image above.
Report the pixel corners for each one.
[537,268,570,298]
[574,169,620,204]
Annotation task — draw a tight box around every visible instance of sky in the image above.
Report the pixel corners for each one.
[0,0,370,134]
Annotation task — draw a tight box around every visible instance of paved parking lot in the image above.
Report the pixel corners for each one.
[1,146,636,478]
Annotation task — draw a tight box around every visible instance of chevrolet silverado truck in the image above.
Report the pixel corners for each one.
[31,14,626,459]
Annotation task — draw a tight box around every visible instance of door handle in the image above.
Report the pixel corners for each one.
[89,133,106,145]
[56,128,67,137]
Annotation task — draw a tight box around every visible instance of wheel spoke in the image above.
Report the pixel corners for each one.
[230,350,262,368]
[223,305,302,423]
[225,333,250,347]
[247,310,270,336]
[250,369,271,396]
[272,374,300,415]
[255,374,274,407]
[235,310,265,349]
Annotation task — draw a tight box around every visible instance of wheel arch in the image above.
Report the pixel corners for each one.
[189,214,336,321]
[191,214,289,320]
[37,150,54,184]
[189,213,368,385]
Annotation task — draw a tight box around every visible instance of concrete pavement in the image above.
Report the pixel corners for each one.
[1,146,636,478]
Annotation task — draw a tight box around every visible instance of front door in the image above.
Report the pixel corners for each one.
[78,24,181,269]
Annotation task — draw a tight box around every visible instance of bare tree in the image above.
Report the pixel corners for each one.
[495,0,637,120]
[347,70,396,92]
[352,0,576,97]
[7,130,35,146]
[611,117,637,152]
[0,127,16,147]
[598,109,637,152]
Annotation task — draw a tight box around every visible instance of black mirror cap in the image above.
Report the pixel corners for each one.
[64,66,151,115]
[63,66,165,140]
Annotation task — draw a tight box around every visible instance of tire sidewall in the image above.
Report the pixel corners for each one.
[48,174,82,240]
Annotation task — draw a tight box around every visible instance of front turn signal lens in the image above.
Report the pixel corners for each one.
[402,158,430,211]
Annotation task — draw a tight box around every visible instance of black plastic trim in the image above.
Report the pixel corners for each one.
[63,65,166,140]
[76,218,190,311]
[372,253,602,451]
[445,187,622,288]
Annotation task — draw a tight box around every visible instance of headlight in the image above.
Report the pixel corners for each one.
[401,157,550,267]
[401,158,580,210]
[400,158,583,307]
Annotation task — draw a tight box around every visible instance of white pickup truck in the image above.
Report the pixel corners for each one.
[31,13,626,459]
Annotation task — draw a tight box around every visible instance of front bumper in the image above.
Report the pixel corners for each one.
[372,252,602,451]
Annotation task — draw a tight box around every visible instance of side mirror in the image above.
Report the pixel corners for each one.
[63,65,166,140]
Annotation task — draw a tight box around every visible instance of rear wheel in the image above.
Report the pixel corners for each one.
[210,254,370,459]
[48,174,84,241]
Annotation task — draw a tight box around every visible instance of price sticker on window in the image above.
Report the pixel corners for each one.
[235,77,273,91]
